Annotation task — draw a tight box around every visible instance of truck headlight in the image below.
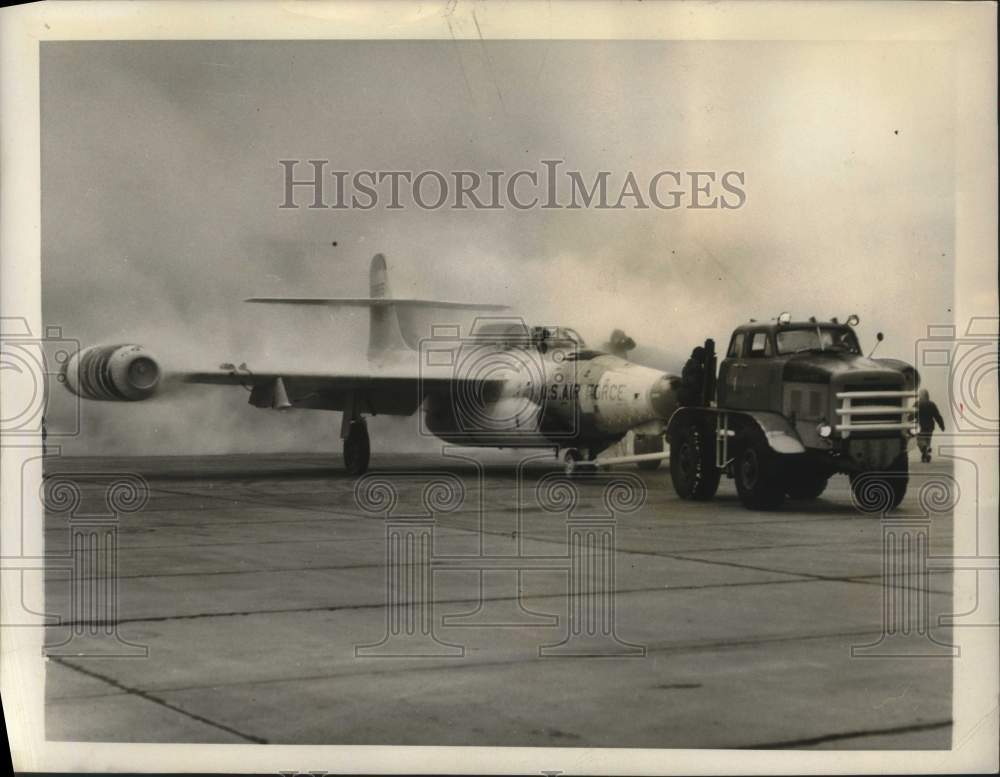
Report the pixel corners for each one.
[817,423,833,438]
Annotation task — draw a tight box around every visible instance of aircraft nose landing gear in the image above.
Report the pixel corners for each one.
[344,419,371,476]
[562,448,597,477]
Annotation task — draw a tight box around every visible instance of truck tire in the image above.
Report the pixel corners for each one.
[786,471,829,500]
[850,452,908,513]
[734,428,785,510]
[670,421,720,500]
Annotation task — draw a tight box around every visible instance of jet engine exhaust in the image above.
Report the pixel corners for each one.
[62,344,161,401]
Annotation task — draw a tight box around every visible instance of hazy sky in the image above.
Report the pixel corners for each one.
[41,40,956,454]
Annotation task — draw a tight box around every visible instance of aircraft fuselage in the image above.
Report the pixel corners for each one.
[422,343,680,454]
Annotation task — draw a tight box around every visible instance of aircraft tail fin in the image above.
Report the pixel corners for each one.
[245,253,508,361]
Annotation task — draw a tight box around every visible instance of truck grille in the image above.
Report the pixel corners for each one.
[843,383,903,423]
[835,384,917,437]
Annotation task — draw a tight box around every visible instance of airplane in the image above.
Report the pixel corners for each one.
[60,253,683,475]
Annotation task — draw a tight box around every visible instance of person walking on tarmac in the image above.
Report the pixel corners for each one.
[916,388,946,463]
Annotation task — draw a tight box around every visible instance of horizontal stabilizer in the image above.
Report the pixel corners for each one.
[245,297,508,311]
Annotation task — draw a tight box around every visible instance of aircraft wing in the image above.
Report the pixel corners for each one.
[179,366,500,416]
[62,344,504,416]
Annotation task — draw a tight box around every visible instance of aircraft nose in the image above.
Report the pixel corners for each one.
[650,374,680,419]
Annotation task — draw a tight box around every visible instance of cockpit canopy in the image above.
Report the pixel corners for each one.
[471,322,587,352]
[530,326,586,350]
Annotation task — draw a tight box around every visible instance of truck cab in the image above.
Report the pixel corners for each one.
[667,315,918,512]
[719,324,784,411]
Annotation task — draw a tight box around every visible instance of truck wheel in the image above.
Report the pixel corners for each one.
[850,452,908,513]
[670,422,720,500]
[734,429,785,510]
[786,472,829,500]
[344,419,370,476]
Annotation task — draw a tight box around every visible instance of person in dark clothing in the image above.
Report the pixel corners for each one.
[916,388,945,463]
[606,328,636,358]
[678,346,706,407]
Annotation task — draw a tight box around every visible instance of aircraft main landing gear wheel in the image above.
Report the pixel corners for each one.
[344,419,371,476]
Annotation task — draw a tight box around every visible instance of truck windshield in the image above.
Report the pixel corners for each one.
[776,327,861,355]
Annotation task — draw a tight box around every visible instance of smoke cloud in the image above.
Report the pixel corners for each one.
[40,40,956,455]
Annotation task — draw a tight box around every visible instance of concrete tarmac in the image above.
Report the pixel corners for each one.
[43,451,954,748]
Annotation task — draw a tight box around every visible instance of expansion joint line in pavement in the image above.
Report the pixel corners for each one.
[53,575,830,628]
[666,552,951,594]
[412,510,950,597]
[741,718,952,748]
[47,656,267,744]
[50,627,890,699]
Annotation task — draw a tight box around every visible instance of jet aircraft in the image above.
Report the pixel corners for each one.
[62,254,682,475]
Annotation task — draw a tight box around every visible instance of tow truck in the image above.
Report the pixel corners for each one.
[665,314,919,511]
